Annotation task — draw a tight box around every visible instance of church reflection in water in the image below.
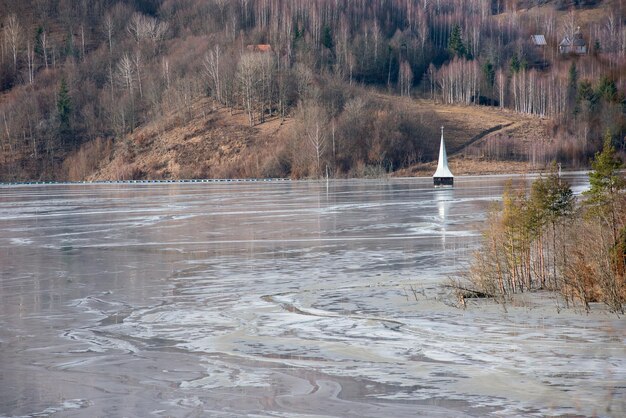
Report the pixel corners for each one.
[435,187,453,249]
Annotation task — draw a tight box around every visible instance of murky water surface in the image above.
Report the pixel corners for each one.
[0,175,624,417]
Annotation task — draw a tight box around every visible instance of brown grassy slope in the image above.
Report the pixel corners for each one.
[388,97,552,177]
[89,98,290,180]
[87,95,551,180]
[374,95,550,150]
[521,0,625,26]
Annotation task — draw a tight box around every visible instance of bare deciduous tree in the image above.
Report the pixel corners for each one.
[204,45,222,103]
[237,52,275,125]
[127,12,169,46]
[80,24,86,61]
[399,60,413,97]
[5,14,21,72]
[103,13,115,54]
[295,103,329,177]
[117,54,135,97]
[293,62,313,100]
[162,57,171,90]
[39,29,49,69]
[133,51,143,99]
[237,52,260,126]
[26,40,34,84]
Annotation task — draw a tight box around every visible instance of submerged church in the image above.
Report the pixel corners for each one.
[433,127,454,186]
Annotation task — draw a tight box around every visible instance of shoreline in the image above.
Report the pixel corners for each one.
[1,159,589,185]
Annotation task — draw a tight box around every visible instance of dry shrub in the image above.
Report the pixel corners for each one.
[258,153,290,178]
[119,138,136,164]
[150,160,168,172]
[134,132,154,147]
[465,182,626,313]
[64,137,113,181]
[465,246,505,298]
[349,162,388,178]
[283,133,314,178]
[177,165,199,179]
[109,159,144,180]
[210,164,239,179]
[561,227,603,311]
[563,218,626,313]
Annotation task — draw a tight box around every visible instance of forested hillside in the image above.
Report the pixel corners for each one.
[0,0,625,180]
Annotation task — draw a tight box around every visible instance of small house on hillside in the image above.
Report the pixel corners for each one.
[530,35,547,46]
[559,27,587,54]
[529,34,550,69]
[246,44,272,53]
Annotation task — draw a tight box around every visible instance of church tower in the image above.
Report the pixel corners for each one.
[433,126,454,186]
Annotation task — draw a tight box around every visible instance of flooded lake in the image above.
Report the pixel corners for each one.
[0,175,624,417]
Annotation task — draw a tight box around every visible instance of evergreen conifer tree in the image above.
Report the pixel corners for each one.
[584,130,625,247]
[448,24,466,58]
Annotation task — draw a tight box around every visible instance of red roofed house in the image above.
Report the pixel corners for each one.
[246,44,272,53]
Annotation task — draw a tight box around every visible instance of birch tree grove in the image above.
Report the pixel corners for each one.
[237,53,259,126]
[511,69,548,117]
[436,57,479,105]
[237,51,276,126]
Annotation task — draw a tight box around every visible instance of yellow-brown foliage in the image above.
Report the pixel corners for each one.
[466,168,626,313]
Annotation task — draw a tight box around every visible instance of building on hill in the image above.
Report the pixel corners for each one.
[559,27,587,54]
[530,34,550,69]
[246,44,272,53]
[530,35,547,46]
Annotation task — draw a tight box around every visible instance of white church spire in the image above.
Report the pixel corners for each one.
[433,126,454,186]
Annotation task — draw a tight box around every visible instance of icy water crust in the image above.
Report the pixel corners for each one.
[0,175,624,417]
